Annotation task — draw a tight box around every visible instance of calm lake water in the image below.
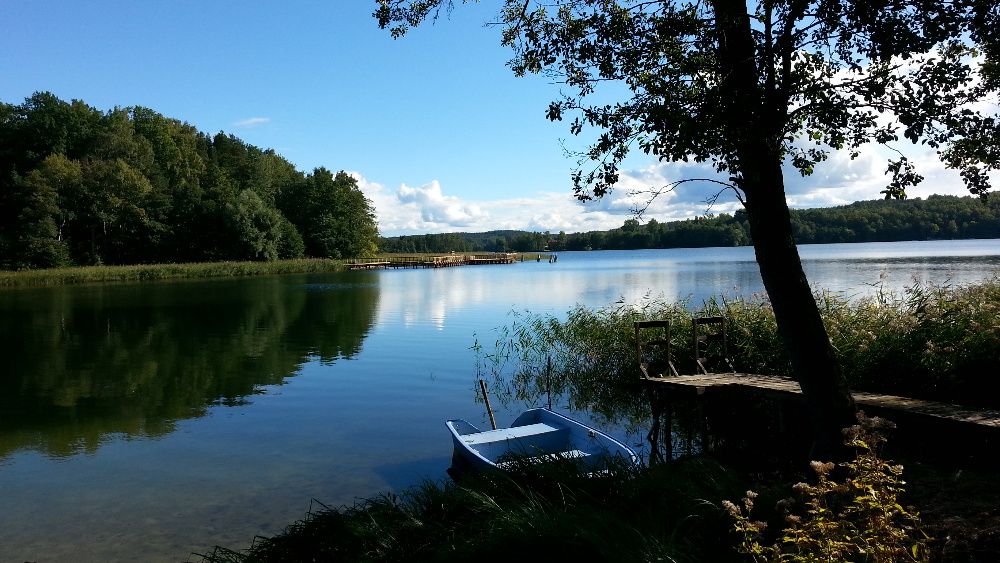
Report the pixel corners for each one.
[2,239,999,561]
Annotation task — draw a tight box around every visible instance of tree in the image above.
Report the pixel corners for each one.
[223,189,284,261]
[0,93,374,267]
[376,0,999,456]
[278,168,379,259]
[76,158,156,264]
[3,162,70,269]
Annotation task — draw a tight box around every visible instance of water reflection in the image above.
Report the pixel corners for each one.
[0,272,380,460]
[1,240,997,560]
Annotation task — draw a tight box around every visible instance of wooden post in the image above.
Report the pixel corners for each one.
[479,379,497,430]
[545,355,553,410]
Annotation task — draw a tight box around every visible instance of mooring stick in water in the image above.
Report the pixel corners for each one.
[479,379,497,430]
[546,355,553,410]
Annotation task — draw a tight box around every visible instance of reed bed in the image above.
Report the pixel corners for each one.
[0,259,345,288]
[478,277,1000,420]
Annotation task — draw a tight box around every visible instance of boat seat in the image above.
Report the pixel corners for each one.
[463,423,570,459]
[461,423,563,445]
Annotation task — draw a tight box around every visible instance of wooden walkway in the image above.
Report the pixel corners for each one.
[346,253,521,270]
[643,373,1000,430]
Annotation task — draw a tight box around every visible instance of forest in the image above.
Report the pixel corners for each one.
[380,194,1000,253]
[0,92,379,270]
[5,93,997,268]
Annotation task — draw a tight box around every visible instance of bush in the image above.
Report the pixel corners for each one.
[725,412,930,562]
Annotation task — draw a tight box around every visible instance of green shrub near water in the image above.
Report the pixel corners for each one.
[726,413,930,562]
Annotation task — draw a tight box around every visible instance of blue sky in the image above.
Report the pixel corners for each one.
[1,1,989,236]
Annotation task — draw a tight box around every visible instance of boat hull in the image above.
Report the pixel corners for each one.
[447,408,638,473]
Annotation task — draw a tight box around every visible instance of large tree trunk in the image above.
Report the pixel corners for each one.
[743,166,858,459]
[711,0,856,459]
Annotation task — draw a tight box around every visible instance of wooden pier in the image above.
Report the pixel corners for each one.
[634,318,999,464]
[642,372,1000,430]
[346,253,521,270]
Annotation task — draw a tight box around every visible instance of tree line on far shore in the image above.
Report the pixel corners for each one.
[380,194,1000,253]
[0,92,379,270]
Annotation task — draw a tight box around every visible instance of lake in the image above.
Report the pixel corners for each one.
[1,239,998,561]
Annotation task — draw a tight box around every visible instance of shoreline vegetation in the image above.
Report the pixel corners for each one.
[0,253,554,288]
[202,279,1000,562]
[202,419,996,563]
[0,258,345,288]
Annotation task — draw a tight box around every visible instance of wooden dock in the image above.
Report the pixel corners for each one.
[346,253,521,270]
[643,373,1000,430]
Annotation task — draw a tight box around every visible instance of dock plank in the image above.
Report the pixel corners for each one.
[643,373,1000,430]
[347,253,521,270]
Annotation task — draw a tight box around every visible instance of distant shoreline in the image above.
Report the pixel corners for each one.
[0,238,1000,291]
[0,253,554,289]
[380,194,1000,254]
[2,240,995,289]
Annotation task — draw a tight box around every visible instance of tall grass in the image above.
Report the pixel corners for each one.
[479,277,1000,417]
[0,259,344,288]
[198,458,742,563]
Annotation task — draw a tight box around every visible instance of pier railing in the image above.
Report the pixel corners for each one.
[346,253,520,270]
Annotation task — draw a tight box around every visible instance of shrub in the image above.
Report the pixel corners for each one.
[725,413,930,562]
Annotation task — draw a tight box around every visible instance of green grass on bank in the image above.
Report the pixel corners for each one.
[0,258,345,288]
[199,458,742,563]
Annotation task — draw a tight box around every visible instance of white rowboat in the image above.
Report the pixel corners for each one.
[447,408,639,472]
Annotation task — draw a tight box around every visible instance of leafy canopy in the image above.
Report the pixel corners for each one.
[377,0,999,201]
[1,93,381,268]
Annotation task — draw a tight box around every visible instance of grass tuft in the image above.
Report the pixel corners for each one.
[197,458,743,563]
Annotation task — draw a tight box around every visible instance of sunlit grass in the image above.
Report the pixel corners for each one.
[0,258,344,288]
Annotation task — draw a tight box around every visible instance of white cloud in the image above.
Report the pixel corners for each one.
[350,139,991,237]
[233,117,270,128]
[619,140,994,216]
[396,180,486,226]
[782,142,997,207]
[349,172,639,235]
[607,161,743,217]
[349,47,998,237]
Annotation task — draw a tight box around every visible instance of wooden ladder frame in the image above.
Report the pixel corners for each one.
[692,316,736,374]
[633,320,680,379]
